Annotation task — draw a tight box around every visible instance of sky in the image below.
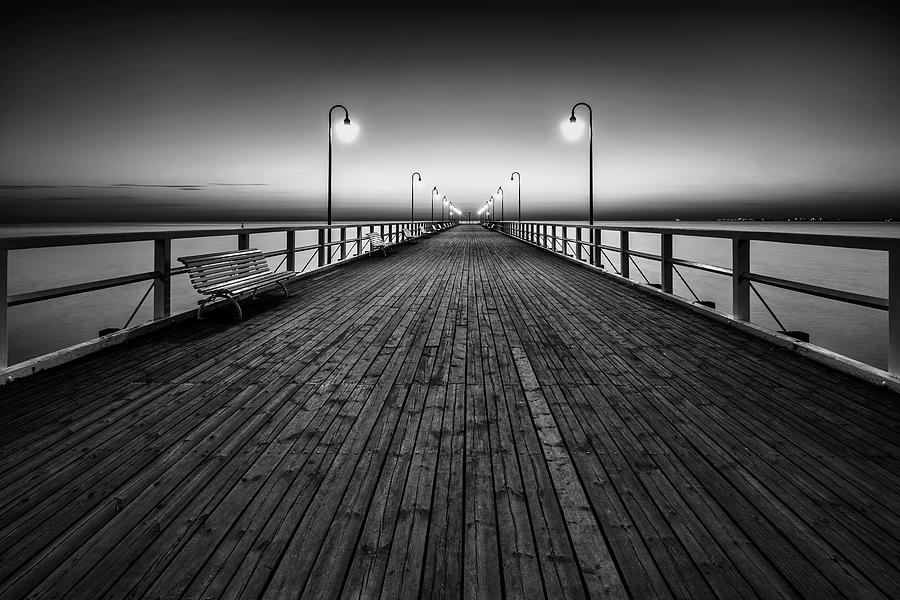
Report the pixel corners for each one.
[1,1,899,222]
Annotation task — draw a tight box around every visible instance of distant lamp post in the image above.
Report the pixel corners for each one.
[442,196,448,221]
[497,187,503,221]
[327,104,357,229]
[510,171,521,221]
[432,186,439,221]
[411,172,421,225]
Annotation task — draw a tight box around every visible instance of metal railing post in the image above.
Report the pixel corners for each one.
[0,248,7,369]
[620,231,630,279]
[357,226,363,256]
[661,233,673,293]
[593,228,601,268]
[318,228,326,268]
[153,238,171,320]
[889,243,900,375]
[542,225,548,249]
[562,226,568,256]
[576,228,583,261]
[733,238,750,321]
[238,232,250,250]
[286,231,296,271]
[340,227,347,261]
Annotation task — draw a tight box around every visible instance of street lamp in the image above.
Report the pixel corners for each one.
[327,104,356,231]
[411,172,421,226]
[442,196,448,221]
[431,186,438,222]
[563,102,593,226]
[564,101,594,262]
[497,187,503,221]
[510,171,521,221]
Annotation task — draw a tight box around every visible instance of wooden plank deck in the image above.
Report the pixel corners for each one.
[1,224,898,600]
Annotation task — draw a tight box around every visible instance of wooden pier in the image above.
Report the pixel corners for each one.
[1,224,898,599]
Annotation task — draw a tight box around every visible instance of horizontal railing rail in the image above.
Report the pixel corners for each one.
[0,220,456,370]
[488,220,900,376]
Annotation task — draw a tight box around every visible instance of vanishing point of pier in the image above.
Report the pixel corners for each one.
[1,225,898,599]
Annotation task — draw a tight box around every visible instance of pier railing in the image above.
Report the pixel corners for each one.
[0,220,453,370]
[491,221,900,376]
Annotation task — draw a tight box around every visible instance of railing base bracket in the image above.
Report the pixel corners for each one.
[782,330,811,343]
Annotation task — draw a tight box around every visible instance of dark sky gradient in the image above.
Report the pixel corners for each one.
[2,1,899,222]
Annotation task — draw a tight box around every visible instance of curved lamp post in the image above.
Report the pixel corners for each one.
[442,196,448,221]
[411,172,421,225]
[497,187,504,221]
[564,101,593,262]
[510,171,521,221]
[327,104,356,230]
[431,186,438,222]
[564,101,593,226]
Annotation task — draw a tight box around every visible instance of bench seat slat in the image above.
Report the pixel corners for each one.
[196,269,291,290]
[199,271,295,294]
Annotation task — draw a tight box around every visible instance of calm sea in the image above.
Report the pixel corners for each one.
[1,221,897,371]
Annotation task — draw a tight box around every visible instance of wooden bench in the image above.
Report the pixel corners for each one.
[178,249,297,319]
[366,233,389,257]
[401,227,421,242]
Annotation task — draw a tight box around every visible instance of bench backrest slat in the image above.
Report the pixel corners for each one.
[367,233,386,247]
[179,248,273,292]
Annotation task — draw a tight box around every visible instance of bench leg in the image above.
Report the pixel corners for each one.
[278,281,289,298]
[227,295,243,320]
[198,295,243,320]
[197,297,214,320]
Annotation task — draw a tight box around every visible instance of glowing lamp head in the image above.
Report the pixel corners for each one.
[561,116,584,141]
[336,118,359,143]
